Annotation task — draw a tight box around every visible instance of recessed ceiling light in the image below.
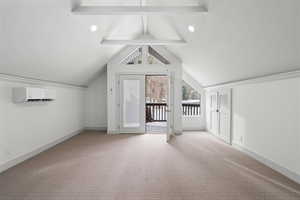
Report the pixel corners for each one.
[188,25,195,33]
[90,25,98,32]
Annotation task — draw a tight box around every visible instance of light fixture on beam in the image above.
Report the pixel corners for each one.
[100,39,187,46]
[72,6,207,16]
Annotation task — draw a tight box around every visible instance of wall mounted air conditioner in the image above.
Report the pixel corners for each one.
[12,87,56,103]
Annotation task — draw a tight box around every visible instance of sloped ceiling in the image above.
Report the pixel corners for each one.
[0,0,142,86]
[149,0,300,87]
[0,0,299,87]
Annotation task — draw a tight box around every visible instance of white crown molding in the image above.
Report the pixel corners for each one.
[204,69,300,90]
[0,73,87,89]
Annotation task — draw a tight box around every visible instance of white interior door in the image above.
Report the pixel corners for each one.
[119,75,145,133]
[209,92,219,136]
[166,74,172,142]
[219,89,232,144]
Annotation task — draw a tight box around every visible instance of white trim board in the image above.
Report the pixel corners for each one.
[72,6,208,15]
[85,127,107,132]
[174,130,183,135]
[232,142,300,184]
[0,129,83,174]
[207,130,232,145]
[182,128,205,131]
[182,70,204,92]
[101,39,186,46]
[0,73,87,89]
[204,69,300,90]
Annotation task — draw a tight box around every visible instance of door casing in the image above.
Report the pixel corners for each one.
[117,72,174,141]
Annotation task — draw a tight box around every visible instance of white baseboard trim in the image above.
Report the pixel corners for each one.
[183,128,206,131]
[174,130,182,136]
[0,129,83,174]
[206,130,231,145]
[232,142,300,184]
[107,130,120,134]
[85,127,107,132]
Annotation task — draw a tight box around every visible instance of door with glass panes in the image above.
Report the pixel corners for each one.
[119,75,146,133]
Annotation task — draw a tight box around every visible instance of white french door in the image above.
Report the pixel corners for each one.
[209,89,232,144]
[119,75,145,133]
[209,92,219,136]
[219,89,231,144]
[166,73,172,142]
[119,73,173,141]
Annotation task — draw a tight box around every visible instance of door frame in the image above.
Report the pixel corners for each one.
[117,71,174,140]
[107,45,182,135]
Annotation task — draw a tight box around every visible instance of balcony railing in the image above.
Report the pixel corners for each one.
[146,103,167,122]
[146,103,201,122]
[182,103,201,116]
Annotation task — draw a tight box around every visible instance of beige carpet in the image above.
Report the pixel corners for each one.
[0,131,299,200]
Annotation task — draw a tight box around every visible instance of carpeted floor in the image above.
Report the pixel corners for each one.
[0,131,299,200]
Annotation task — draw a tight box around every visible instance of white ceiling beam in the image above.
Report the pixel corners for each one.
[101,39,187,46]
[142,16,148,34]
[72,6,207,15]
[141,0,148,34]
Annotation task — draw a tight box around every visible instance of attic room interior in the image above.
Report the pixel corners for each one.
[0,0,300,199]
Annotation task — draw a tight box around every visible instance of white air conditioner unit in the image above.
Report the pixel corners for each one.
[12,87,56,103]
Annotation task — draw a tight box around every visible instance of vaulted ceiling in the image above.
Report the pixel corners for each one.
[0,0,299,87]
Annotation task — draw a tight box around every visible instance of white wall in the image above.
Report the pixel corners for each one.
[85,72,107,130]
[0,78,85,172]
[207,76,300,182]
[231,77,300,177]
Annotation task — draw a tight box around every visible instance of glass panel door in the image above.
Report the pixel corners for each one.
[119,75,145,133]
[210,92,219,135]
[166,73,172,142]
[219,89,232,144]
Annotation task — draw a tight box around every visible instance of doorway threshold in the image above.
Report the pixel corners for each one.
[146,122,167,134]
